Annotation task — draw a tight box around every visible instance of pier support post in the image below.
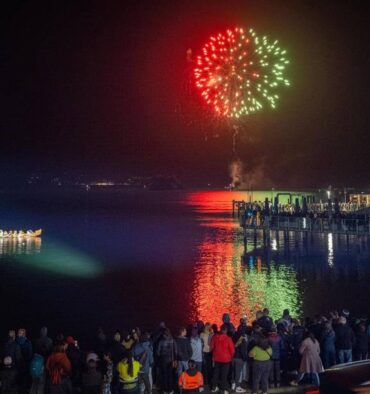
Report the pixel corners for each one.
[243,227,247,252]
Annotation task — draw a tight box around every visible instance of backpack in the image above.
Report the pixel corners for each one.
[30,354,45,378]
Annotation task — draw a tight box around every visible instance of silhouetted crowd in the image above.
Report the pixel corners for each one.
[241,201,370,231]
[1,308,369,394]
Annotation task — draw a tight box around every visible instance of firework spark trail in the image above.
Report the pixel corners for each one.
[194,27,290,118]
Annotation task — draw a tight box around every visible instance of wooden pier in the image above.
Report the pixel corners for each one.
[241,215,370,235]
[233,199,370,253]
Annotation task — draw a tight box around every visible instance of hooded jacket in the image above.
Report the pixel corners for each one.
[211,334,235,363]
[46,352,72,384]
[133,340,153,373]
[178,368,204,390]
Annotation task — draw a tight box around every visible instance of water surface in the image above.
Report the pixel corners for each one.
[0,190,369,340]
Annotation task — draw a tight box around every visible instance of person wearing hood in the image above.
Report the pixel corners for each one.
[35,327,53,359]
[0,356,18,394]
[3,330,22,368]
[220,314,235,338]
[178,360,204,394]
[46,343,72,394]
[210,326,235,393]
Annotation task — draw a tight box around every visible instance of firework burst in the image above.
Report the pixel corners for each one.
[194,27,290,118]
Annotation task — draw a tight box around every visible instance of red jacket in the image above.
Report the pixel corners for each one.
[46,352,72,384]
[211,334,235,363]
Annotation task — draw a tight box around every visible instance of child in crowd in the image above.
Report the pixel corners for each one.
[178,360,204,394]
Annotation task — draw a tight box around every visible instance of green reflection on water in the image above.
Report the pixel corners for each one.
[243,257,302,320]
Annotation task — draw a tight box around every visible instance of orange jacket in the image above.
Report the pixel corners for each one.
[46,352,72,384]
[178,370,204,390]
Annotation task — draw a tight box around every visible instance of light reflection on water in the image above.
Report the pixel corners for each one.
[0,237,42,255]
[0,237,102,278]
[0,189,369,331]
[189,220,301,323]
[185,191,370,322]
[328,233,334,267]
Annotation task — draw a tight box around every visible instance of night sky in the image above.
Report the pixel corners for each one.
[1,0,370,187]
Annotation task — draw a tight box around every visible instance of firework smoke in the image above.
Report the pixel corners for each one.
[229,159,243,189]
[229,160,269,190]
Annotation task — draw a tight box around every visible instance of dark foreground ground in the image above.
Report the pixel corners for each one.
[154,384,316,394]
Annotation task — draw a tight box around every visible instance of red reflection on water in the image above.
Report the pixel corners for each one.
[187,191,251,324]
[186,191,301,325]
[190,234,250,325]
[184,190,249,213]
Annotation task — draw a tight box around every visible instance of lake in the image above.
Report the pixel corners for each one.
[0,189,369,342]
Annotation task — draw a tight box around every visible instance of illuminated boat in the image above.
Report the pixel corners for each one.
[0,229,42,238]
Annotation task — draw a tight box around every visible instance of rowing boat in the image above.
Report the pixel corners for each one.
[0,229,42,238]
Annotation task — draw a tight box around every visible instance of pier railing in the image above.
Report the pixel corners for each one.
[240,215,370,236]
[232,199,369,217]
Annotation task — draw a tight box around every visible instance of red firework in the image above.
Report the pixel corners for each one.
[194,27,290,119]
